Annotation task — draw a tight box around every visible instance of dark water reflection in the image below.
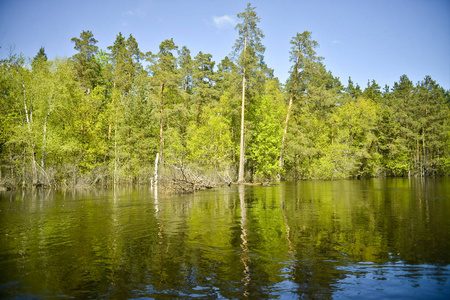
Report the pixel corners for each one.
[1,178,449,299]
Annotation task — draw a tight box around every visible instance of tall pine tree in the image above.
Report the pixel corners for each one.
[233,3,265,183]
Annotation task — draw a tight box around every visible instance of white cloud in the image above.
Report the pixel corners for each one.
[212,15,236,28]
[331,40,340,44]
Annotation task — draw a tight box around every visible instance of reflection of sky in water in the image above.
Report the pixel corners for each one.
[333,263,450,299]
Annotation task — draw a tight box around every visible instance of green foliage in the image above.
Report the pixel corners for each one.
[346,77,362,99]
[186,106,233,170]
[247,80,284,180]
[233,3,265,67]
[71,30,100,91]
[1,8,449,187]
[329,97,379,178]
[192,51,217,125]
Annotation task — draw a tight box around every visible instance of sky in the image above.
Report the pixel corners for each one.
[1,0,449,90]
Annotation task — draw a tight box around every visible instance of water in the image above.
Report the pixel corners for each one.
[1,178,449,299]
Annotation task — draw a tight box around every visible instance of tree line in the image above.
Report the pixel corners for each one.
[1,3,449,188]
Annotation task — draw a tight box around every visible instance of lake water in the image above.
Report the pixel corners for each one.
[1,178,449,299]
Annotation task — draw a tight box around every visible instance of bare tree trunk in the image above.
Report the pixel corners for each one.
[128,128,132,184]
[114,123,118,184]
[154,153,159,185]
[18,68,37,186]
[278,92,294,177]
[238,70,246,183]
[159,82,165,166]
[238,29,248,184]
[278,52,300,181]
[109,80,116,141]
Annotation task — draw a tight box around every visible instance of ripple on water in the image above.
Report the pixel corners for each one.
[333,263,450,299]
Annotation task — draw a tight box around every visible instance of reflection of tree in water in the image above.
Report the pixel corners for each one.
[237,185,291,299]
[239,184,251,297]
[291,244,347,299]
[279,182,294,255]
[1,179,449,298]
[279,182,342,298]
[283,179,450,298]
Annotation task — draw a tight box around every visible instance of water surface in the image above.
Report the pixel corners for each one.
[1,178,449,299]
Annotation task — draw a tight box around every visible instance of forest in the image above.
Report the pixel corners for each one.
[0,4,449,188]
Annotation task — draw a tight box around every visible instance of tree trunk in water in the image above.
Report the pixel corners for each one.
[114,123,118,184]
[154,153,159,185]
[128,129,132,184]
[159,82,165,166]
[238,70,246,183]
[278,92,294,180]
[238,28,248,184]
[18,69,37,186]
[278,52,300,181]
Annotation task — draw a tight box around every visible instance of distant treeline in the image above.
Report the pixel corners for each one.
[1,4,449,187]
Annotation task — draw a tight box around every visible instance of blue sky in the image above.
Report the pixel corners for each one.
[1,0,449,90]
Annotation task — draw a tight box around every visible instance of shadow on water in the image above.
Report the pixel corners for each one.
[0,178,449,298]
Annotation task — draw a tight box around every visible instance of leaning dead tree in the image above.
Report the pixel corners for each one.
[158,164,214,193]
